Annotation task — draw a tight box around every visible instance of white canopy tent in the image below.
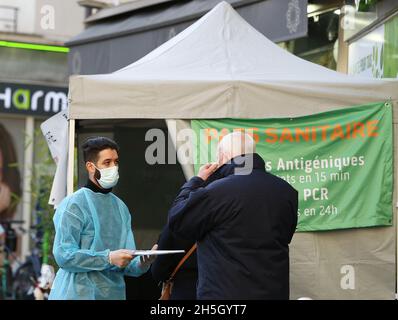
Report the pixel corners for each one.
[67,2,398,299]
[69,2,398,120]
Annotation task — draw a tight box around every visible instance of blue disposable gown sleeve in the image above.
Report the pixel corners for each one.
[123,213,149,277]
[53,204,111,273]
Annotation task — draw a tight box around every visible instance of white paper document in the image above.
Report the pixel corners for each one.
[40,109,69,207]
[131,250,185,256]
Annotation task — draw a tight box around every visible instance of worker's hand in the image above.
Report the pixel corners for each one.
[109,249,135,268]
[0,182,11,213]
[197,163,218,181]
[139,244,158,270]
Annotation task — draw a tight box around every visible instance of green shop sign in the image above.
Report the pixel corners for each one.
[0,82,68,116]
[191,101,393,232]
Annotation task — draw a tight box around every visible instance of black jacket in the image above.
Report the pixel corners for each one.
[151,225,197,300]
[168,153,298,300]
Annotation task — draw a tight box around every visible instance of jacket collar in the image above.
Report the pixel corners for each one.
[85,178,113,194]
[205,153,266,185]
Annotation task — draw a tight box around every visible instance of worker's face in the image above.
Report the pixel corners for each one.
[86,148,119,175]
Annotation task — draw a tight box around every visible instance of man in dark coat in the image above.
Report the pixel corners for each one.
[168,132,298,299]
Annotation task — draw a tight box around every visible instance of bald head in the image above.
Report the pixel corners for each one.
[217,132,256,165]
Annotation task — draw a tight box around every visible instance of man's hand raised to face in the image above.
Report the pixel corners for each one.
[197,163,219,181]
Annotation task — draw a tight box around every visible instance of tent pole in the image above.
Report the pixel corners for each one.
[165,119,195,180]
[67,119,75,195]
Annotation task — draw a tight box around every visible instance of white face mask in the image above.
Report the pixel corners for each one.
[93,165,119,189]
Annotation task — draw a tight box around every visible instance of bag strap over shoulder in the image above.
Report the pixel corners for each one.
[168,243,197,282]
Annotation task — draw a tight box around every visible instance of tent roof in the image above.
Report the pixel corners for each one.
[68,0,263,46]
[69,1,398,120]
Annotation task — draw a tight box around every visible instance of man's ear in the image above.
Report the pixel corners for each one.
[218,150,229,166]
[217,153,223,166]
[86,161,95,174]
[216,148,223,166]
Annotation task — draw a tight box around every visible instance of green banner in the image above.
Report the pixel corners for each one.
[191,102,393,231]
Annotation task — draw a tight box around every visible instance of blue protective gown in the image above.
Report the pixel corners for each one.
[49,187,147,300]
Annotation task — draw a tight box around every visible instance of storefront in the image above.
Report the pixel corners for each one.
[0,43,68,259]
[347,0,398,79]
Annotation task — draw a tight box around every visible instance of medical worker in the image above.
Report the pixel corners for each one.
[49,137,157,300]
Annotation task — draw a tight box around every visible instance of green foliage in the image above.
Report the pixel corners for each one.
[383,14,398,78]
[30,127,57,269]
[357,0,377,12]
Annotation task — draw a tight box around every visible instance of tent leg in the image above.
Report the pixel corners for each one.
[67,119,75,195]
[165,119,195,180]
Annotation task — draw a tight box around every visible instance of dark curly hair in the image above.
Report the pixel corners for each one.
[82,136,119,163]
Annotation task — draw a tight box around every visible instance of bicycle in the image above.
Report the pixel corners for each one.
[0,220,55,300]
[12,225,55,300]
[0,220,24,300]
